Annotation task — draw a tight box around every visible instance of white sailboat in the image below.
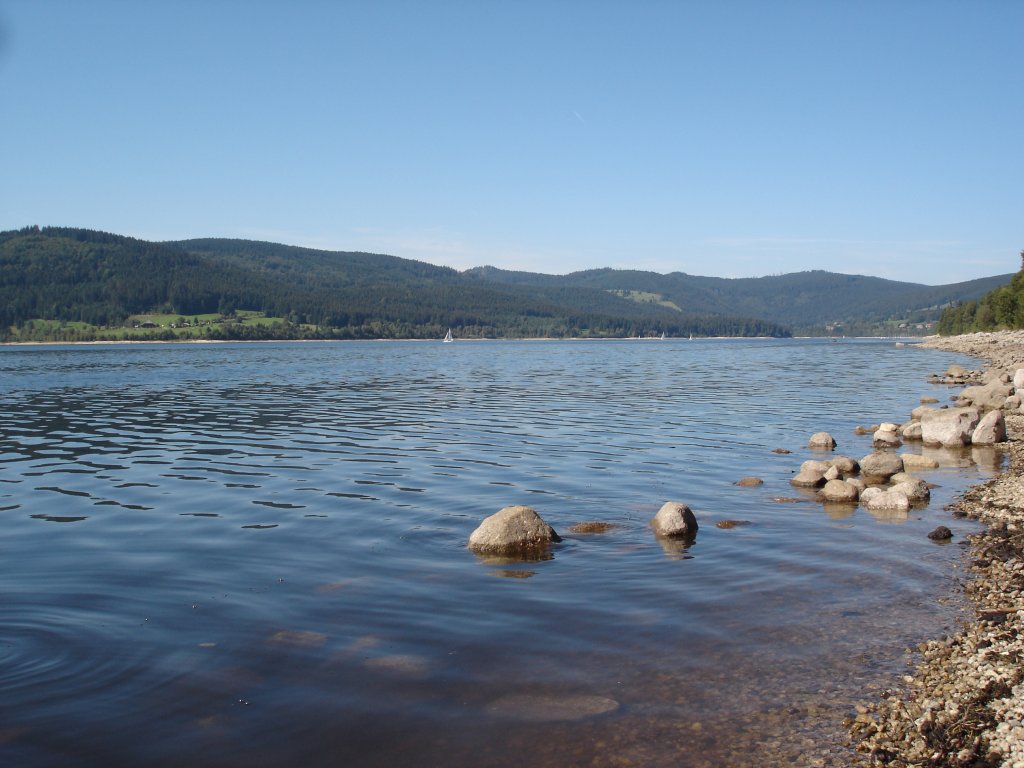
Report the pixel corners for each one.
[660,331,665,340]
[443,328,453,343]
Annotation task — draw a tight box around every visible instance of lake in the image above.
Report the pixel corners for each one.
[0,339,994,767]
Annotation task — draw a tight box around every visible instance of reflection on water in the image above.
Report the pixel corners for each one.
[0,339,997,766]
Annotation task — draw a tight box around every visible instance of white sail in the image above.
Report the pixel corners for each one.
[443,328,453,343]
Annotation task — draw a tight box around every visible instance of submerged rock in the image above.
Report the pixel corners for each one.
[900,453,940,470]
[468,505,561,556]
[487,693,619,721]
[734,476,764,487]
[567,521,618,534]
[650,501,699,538]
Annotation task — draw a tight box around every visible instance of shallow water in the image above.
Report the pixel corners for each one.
[0,339,995,766]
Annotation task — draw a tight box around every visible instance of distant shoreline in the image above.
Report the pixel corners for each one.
[0,335,918,348]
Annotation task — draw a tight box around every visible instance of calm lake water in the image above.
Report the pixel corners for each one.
[0,339,995,767]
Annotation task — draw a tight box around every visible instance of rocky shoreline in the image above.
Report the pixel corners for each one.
[852,331,1024,767]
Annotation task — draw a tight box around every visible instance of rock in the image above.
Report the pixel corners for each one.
[820,479,860,502]
[650,501,699,538]
[771,447,792,454]
[846,477,866,493]
[891,478,930,503]
[901,421,923,441]
[808,432,837,450]
[920,395,940,404]
[790,469,826,488]
[860,452,904,481]
[859,487,883,505]
[900,453,940,470]
[864,489,911,513]
[828,455,860,475]
[854,425,870,436]
[823,465,840,481]
[946,364,967,377]
[716,519,752,529]
[911,405,939,421]
[872,429,902,448]
[971,410,1007,445]
[959,381,1014,410]
[735,476,764,487]
[920,407,981,448]
[801,460,831,474]
[468,505,561,555]
[927,525,953,541]
[1013,368,1024,389]
[1005,394,1022,411]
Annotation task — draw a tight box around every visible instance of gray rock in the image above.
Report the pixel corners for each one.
[828,455,860,475]
[800,459,831,474]
[734,476,764,487]
[959,381,1014,410]
[823,465,840,481]
[468,505,561,555]
[819,479,860,502]
[790,469,826,488]
[912,405,939,421]
[891,478,930,503]
[927,525,953,541]
[971,409,1007,445]
[1013,368,1024,389]
[860,451,904,481]
[650,501,699,538]
[872,429,902,448]
[901,421,923,441]
[808,431,837,450]
[920,407,981,448]
[864,488,911,513]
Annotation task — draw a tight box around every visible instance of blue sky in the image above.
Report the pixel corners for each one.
[1,0,1020,284]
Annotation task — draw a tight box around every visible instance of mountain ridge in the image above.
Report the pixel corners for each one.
[0,226,1012,341]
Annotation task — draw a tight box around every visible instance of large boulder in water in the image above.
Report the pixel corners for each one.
[650,501,699,538]
[468,506,561,556]
[920,407,980,448]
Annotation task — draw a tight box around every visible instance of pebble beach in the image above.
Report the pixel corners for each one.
[852,331,1024,767]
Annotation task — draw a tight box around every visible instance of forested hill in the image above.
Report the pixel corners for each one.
[0,226,1010,342]
[937,253,1024,334]
[0,227,787,341]
[464,266,1012,334]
